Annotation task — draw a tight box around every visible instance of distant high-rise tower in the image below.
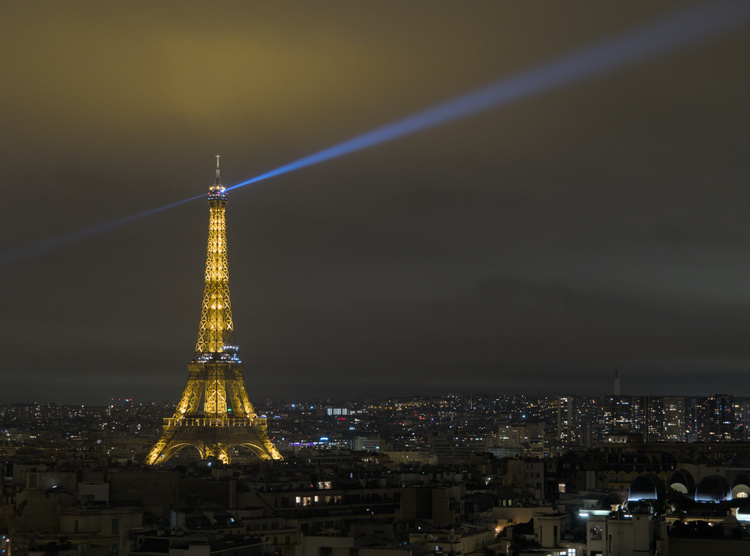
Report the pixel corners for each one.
[557,396,575,447]
[696,394,735,442]
[146,157,282,465]
[663,396,686,442]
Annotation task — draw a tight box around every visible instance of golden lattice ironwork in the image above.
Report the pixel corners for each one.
[146,158,282,465]
[195,192,235,355]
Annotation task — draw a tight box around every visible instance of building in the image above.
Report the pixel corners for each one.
[663,397,686,442]
[696,394,735,442]
[146,159,282,465]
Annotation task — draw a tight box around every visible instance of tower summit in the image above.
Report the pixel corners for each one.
[146,159,282,465]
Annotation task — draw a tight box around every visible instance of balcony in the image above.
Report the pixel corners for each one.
[163,416,267,428]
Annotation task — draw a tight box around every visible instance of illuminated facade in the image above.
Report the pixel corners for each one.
[146,158,282,465]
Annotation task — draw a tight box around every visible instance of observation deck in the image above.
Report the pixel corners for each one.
[207,182,227,201]
[193,346,241,363]
[163,416,268,428]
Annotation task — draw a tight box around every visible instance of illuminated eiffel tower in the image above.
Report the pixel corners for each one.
[146,157,282,465]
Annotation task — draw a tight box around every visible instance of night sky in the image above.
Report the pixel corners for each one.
[2,1,750,403]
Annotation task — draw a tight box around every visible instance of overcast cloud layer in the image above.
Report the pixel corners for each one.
[1,1,749,403]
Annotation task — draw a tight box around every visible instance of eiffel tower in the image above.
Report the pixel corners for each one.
[146,157,282,465]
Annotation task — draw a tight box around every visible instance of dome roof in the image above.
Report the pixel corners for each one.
[668,469,695,494]
[732,474,750,499]
[628,474,666,502]
[695,475,731,503]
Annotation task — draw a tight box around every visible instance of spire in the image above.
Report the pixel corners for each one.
[208,154,226,200]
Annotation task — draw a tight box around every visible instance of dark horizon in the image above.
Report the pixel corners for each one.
[1,381,743,408]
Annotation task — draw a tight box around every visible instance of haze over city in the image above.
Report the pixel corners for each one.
[1,1,750,403]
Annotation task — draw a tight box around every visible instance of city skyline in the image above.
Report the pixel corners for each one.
[4,391,750,449]
[2,1,750,403]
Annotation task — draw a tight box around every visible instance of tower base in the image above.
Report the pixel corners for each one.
[145,417,282,465]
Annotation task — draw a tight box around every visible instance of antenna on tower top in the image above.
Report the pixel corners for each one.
[215,154,221,183]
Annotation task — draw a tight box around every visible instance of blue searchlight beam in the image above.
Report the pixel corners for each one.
[0,195,203,267]
[228,1,750,191]
[3,0,749,267]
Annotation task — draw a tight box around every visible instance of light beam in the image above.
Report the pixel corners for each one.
[0,195,203,267]
[228,1,750,191]
[3,0,749,267]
